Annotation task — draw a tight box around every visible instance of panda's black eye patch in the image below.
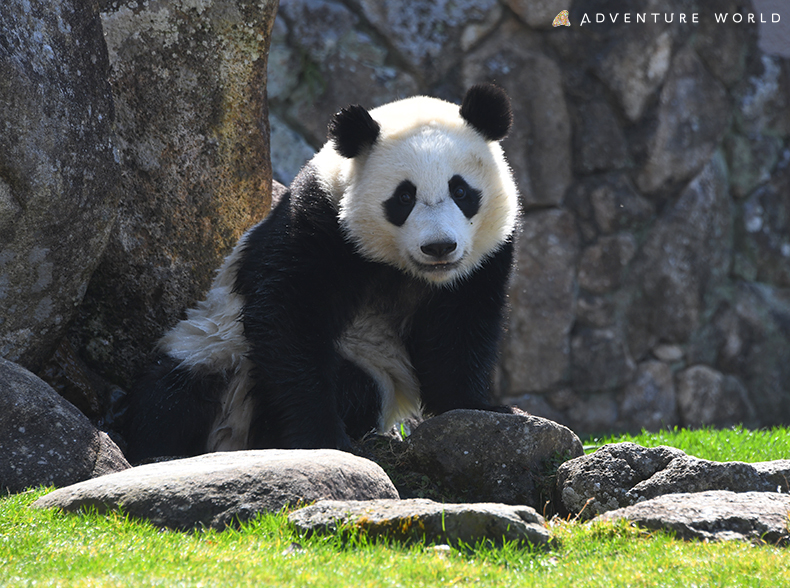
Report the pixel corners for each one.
[384,180,417,227]
[449,175,480,219]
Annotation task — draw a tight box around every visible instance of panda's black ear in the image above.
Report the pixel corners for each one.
[460,84,512,142]
[328,105,381,158]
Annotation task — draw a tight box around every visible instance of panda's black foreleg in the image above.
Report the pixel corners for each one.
[246,379,352,451]
[124,355,223,462]
[239,328,356,450]
[246,356,380,449]
[409,240,515,415]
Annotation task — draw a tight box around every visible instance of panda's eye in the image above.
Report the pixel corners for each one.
[384,180,417,227]
[399,190,415,205]
[448,175,481,219]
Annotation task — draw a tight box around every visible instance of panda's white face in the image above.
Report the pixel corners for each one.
[322,94,519,285]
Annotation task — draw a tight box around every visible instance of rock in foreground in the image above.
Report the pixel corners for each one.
[601,491,790,544]
[289,498,549,546]
[33,450,398,530]
[405,410,584,508]
[557,442,790,519]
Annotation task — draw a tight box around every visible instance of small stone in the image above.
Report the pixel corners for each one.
[557,442,790,520]
[404,410,583,508]
[0,358,129,493]
[652,345,684,363]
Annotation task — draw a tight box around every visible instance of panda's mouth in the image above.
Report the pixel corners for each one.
[410,257,462,274]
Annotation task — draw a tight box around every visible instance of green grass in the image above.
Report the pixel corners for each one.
[585,425,790,462]
[2,427,790,587]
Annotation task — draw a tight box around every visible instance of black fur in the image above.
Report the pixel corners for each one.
[232,166,377,449]
[384,180,417,227]
[408,239,513,414]
[328,104,381,158]
[125,355,223,462]
[125,168,514,457]
[460,84,512,142]
[449,175,481,219]
[238,165,513,450]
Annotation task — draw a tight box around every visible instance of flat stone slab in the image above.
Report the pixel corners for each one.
[289,498,550,546]
[600,491,790,544]
[33,449,398,530]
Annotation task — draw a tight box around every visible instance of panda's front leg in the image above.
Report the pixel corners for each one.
[241,325,355,450]
[408,240,515,415]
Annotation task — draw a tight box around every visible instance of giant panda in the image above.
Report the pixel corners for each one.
[125,84,520,462]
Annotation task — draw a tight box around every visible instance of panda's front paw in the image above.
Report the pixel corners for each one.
[335,432,354,453]
[287,423,353,452]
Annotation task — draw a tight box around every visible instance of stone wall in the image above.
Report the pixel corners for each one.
[267,0,790,434]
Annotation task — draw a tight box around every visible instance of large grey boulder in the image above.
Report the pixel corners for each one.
[404,410,584,509]
[68,0,278,389]
[0,358,130,493]
[289,498,550,546]
[33,450,399,530]
[556,442,790,519]
[0,0,118,371]
[601,491,790,545]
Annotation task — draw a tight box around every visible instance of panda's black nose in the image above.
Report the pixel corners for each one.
[421,241,457,259]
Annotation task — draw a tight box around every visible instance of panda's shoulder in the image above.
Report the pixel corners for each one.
[234,161,359,286]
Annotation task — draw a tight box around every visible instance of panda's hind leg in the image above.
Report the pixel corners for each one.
[124,355,224,462]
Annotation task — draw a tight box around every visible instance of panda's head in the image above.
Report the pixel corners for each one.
[316,84,519,285]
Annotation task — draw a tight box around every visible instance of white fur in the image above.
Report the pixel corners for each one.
[206,358,255,452]
[158,231,250,372]
[158,229,254,452]
[313,94,519,284]
[336,306,422,432]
